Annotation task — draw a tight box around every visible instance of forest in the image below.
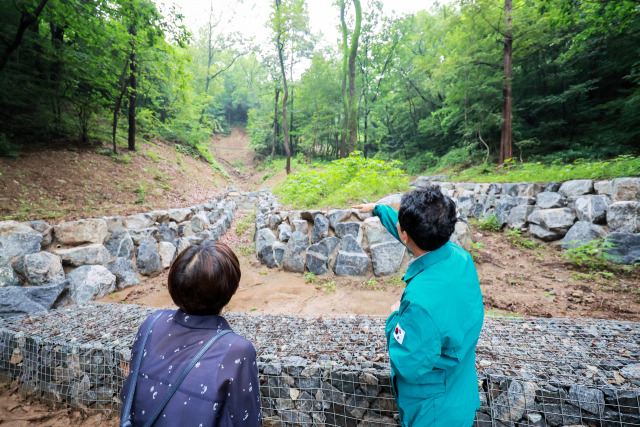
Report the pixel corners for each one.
[1,0,639,176]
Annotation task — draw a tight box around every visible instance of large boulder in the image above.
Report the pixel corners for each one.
[561,221,608,249]
[136,237,162,277]
[375,193,402,206]
[610,177,640,202]
[334,235,370,276]
[0,266,22,287]
[67,265,116,305]
[606,201,640,233]
[292,220,309,234]
[605,233,640,265]
[153,223,177,243]
[573,194,611,223]
[305,237,340,275]
[491,380,537,422]
[0,282,67,319]
[535,192,566,209]
[335,222,362,242]
[12,252,65,286]
[518,182,544,197]
[103,216,124,233]
[567,385,605,415]
[256,228,277,255]
[450,221,473,252]
[268,214,282,229]
[122,213,155,230]
[278,223,292,242]
[282,240,305,273]
[0,221,43,266]
[53,218,108,245]
[527,208,576,241]
[312,214,330,244]
[103,230,135,259]
[506,205,536,231]
[158,242,177,269]
[594,180,611,196]
[558,179,594,197]
[191,212,210,233]
[168,207,192,223]
[259,241,286,269]
[328,209,351,230]
[128,227,158,245]
[55,244,110,267]
[29,220,53,248]
[300,210,324,222]
[370,241,405,276]
[106,257,139,289]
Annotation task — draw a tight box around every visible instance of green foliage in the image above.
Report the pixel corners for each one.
[564,239,618,271]
[275,152,409,209]
[144,151,159,163]
[261,171,274,182]
[235,212,256,236]
[505,229,540,250]
[320,281,337,294]
[470,242,484,259]
[303,272,318,284]
[485,309,523,319]
[0,134,19,158]
[236,245,255,256]
[477,214,502,232]
[403,152,438,175]
[387,276,405,287]
[134,183,147,204]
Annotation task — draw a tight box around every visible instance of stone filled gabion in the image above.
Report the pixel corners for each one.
[1,303,639,426]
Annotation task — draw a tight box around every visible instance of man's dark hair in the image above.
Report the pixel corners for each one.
[168,241,240,315]
[398,185,457,252]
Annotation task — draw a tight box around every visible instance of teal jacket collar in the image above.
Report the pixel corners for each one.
[403,242,454,282]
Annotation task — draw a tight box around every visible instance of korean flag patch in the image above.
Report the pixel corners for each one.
[393,323,405,345]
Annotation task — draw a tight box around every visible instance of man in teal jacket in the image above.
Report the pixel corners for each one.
[354,186,484,426]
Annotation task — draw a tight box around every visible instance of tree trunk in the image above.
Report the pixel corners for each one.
[499,0,513,164]
[275,0,291,174]
[339,1,349,158]
[127,27,137,152]
[347,0,362,153]
[272,87,280,159]
[0,0,49,72]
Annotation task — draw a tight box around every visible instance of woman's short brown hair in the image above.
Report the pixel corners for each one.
[168,241,241,315]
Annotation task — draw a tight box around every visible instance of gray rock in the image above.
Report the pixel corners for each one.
[542,403,583,426]
[12,252,65,286]
[519,182,544,197]
[104,230,135,259]
[53,219,108,245]
[527,208,576,241]
[544,182,562,192]
[300,210,324,222]
[594,180,612,196]
[607,201,640,233]
[103,216,124,233]
[573,194,611,223]
[335,222,361,241]
[149,210,170,223]
[491,380,537,422]
[0,266,21,287]
[158,242,177,269]
[67,265,116,304]
[168,208,192,223]
[535,192,566,209]
[177,221,194,237]
[175,237,192,257]
[502,183,520,197]
[567,384,605,415]
[370,241,405,276]
[292,220,309,234]
[312,214,330,244]
[351,208,372,221]
[106,257,139,289]
[375,193,402,206]
[364,217,396,246]
[306,242,331,275]
[55,244,110,267]
[278,223,292,242]
[29,220,53,248]
[282,240,305,273]
[259,241,285,268]
[606,390,640,415]
[610,177,640,202]
[256,228,277,255]
[620,363,640,380]
[192,230,212,244]
[190,212,210,233]
[450,221,473,251]
[206,210,220,223]
[289,231,309,254]
[558,179,594,197]
[136,237,162,277]
[153,223,177,243]
[506,205,536,230]
[128,227,158,245]
[334,235,370,276]
[0,221,43,266]
[0,282,67,319]
[605,232,640,265]
[122,213,155,230]
[328,209,351,230]
[487,183,503,195]
[268,214,281,229]
[561,222,608,249]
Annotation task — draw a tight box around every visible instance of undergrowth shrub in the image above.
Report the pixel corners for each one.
[477,214,502,231]
[275,152,409,209]
[563,239,618,270]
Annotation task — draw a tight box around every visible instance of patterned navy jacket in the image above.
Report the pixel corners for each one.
[120,309,261,426]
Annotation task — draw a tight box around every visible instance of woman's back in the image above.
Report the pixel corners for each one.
[121,309,260,426]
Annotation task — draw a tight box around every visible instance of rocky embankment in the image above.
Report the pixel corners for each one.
[1,303,639,426]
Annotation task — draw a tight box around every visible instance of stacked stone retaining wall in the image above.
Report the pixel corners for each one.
[0,191,260,319]
[1,303,638,426]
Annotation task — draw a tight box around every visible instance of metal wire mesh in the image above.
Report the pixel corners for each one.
[0,304,638,426]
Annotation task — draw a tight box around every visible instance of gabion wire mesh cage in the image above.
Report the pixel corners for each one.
[0,303,638,426]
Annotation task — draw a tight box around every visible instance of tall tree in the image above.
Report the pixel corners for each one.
[499,0,513,164]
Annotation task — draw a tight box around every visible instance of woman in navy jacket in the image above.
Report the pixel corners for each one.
[120,241,261,426]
